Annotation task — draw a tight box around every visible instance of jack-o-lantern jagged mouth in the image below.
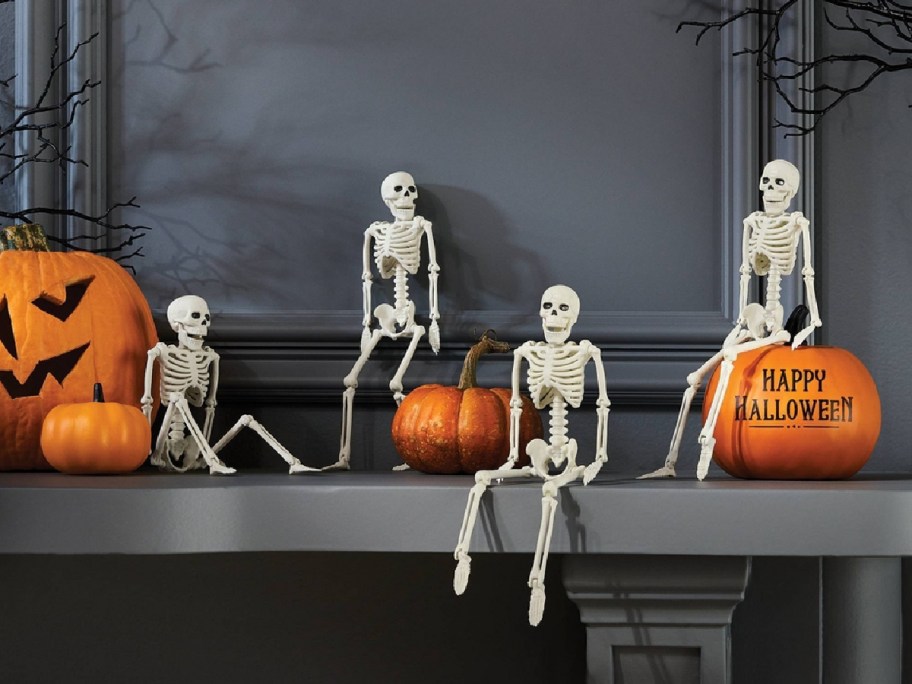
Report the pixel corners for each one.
[0,342,90,399]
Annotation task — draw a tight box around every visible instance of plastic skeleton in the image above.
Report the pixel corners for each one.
[330,171,441,471]
[643,159,822,481]
[141,295,318,475]
[453,285,610,626]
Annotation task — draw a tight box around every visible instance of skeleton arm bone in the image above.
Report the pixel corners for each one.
[504,346,528,468]
[583,345,611,485]
[203,351,219,442]
[792,214,822,348]
[141,345,162,422]
[737,215,755,322]
[422,218,441,354]
[360,226,376,351]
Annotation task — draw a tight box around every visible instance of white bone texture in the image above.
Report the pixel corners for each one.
[142,295,317,475]
[330,172,442,471]
[452,285,610,626]
[641,160,822,481]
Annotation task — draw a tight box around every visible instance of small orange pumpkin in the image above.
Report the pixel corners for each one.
[703,344,881,479]
[40,383,152,474]
[392,332,544,474]
[0,224,158,470]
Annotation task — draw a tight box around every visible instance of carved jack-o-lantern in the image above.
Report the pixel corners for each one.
[0,225,158,470]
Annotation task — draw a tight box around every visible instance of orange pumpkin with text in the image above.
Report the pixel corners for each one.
[703,345,880,479]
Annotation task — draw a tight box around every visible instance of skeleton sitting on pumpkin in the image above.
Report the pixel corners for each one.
[141,295,317,475]
[453,285,610,626]
[329,171,441,471]
[642,159,822,481]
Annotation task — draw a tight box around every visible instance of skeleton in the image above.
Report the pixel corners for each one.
[642,160,822,481]
[452,285,610,626]
[329,171,441,471]
[141,295,317,475]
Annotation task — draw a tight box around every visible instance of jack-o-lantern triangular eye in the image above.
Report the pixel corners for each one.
[0,297,17,359]
[32,276,94,321]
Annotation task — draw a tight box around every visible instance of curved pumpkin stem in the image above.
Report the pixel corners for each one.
[0,224,50,252]
[457,331,511,390]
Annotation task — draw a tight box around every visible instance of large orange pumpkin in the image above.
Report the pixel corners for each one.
[0,224,158,470]
[41,383,152,474]
[392,332,544,473]
[703,345,881,479]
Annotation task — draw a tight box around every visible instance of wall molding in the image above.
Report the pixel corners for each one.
[17,1,817,406]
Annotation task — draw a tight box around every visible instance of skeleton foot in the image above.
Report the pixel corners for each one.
[289,462,320,474]
[322,459,351,472]
[639,461,677,479]
[454,552,471,595]
[529,581,546,627]
[697,435,715,481]
[209,460,236,475]
[392,462,411,471]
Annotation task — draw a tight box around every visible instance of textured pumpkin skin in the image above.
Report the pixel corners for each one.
[392,385,543,474]
[0,249,158,470]
[41,400,152,474]
[703,345,880,479]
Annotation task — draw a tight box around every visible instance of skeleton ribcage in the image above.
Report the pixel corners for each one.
[159,346,213,407]
[525,344,588,409]
[747,215,800,276]
[372,221,423,278]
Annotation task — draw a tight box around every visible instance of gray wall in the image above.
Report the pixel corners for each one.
[1,1,910,682]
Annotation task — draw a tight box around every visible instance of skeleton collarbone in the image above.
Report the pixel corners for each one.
[158,342,217,407]
[747,210,802,276]
[523,341,590,410]
[371,217,425,278]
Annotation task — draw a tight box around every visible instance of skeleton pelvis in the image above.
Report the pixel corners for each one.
[740,303,783,338]
[526,437,577,478]
[374,302,415,334]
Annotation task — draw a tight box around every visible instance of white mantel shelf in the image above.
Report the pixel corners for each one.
[1,471,910,557]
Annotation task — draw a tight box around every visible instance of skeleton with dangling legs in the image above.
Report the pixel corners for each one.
[453,285,610,626]
[141,295,318,475]
[329,171,441,471]
[642,159,822,481]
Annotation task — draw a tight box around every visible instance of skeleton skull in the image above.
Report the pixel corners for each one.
[540,285,580,344]
[381,171,418,221]
[167,295,211,351]
[759,159,800,216]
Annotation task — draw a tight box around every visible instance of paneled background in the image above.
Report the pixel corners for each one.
[2,1,910,682]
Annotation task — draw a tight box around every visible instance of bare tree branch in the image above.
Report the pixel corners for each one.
[0,10,149,261]
[679,0,912,136]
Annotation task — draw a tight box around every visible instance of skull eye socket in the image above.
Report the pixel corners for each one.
[761,177,769,185]
[191,312,201,319]
[31,277,94,322]
[543,302,553,310]
[408,186,416,193]
[775,178,785,186]
[559,304,570,312]
[394,185,403,192]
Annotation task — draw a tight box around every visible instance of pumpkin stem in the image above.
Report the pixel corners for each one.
[0,224,51,252]
[457,330,511,390]
[93,383,105,403]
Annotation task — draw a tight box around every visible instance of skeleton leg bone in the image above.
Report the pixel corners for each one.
[453,466,536,595]
[171,398,235,475]
[329,329,385,471]
[211,415,319,474]
[696,330,791,479]
[150,400,178,470]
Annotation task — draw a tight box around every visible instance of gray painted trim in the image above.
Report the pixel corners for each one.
[17,3,817,403]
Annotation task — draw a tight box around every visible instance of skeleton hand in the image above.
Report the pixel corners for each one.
[141,395,153,422]
[583,459,603,485]
[790,320,821,349]
[429,320,440,354]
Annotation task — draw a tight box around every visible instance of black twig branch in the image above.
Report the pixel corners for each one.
[0,12,149,261]
[678,0,912,136]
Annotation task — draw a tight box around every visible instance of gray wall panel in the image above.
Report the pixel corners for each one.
[109,0,723,316]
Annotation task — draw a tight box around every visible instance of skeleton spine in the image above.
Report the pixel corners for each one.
[548,395,568,449]
[394,266,409,323]
[765,272,781,316]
